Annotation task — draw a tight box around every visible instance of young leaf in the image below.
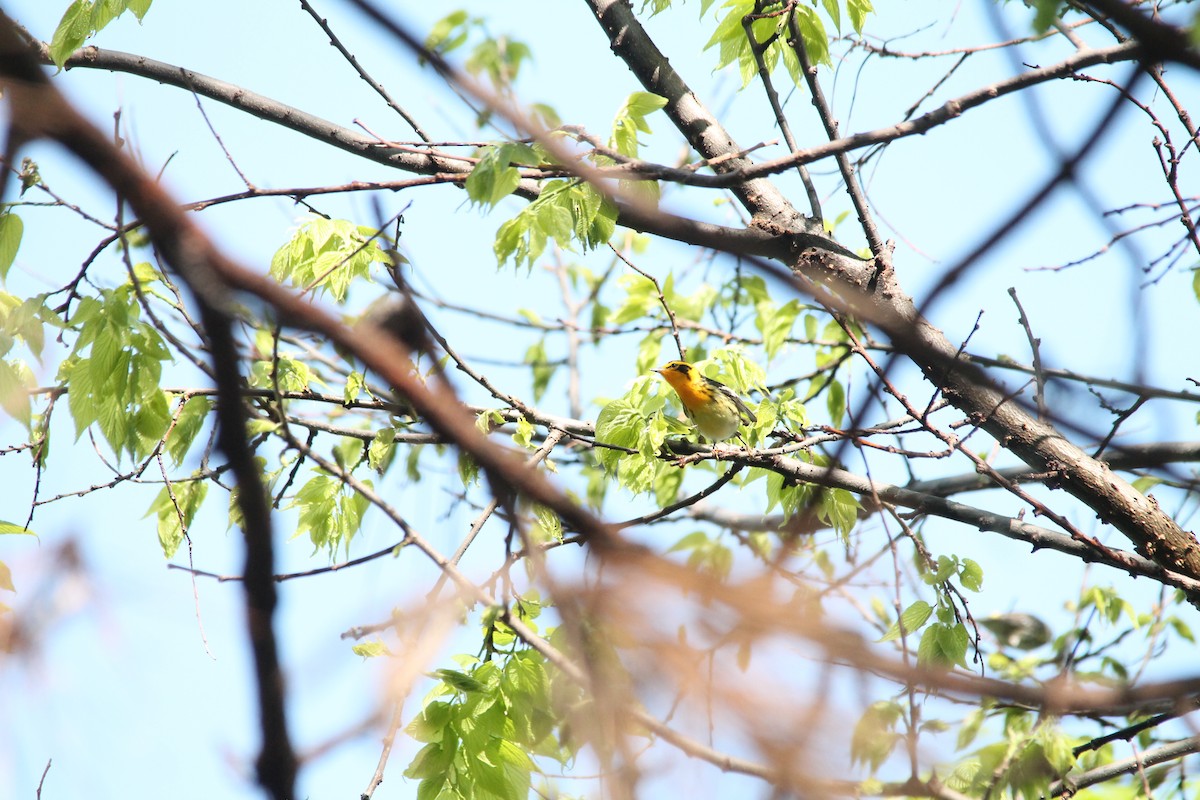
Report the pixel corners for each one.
[847,0,874,33]
[270,219,386,302]
[0,359,31,429]
[793,5,831,67]
[146,479,208,559]
[525,338,554,402]
[611,92,667,158]
[917,622,969,667]
[290,472,369,557]
[850,701,902,771]
[826,379,845,428]
[49,0,93,68]
[165,395,211,467]
[352,640,391,658]
[368,427,397,473]
[878,599,932,642]
[758,298,801,361]
[425,10,471,55]
[466,142,538,207]
[960,558,984,592]
[0,212,23,282]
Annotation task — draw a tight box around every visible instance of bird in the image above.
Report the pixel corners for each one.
[652,360,757,443]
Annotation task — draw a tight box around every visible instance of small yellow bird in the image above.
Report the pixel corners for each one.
[653,360,757,443]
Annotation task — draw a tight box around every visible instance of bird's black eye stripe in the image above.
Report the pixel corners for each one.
[668,362,691,374]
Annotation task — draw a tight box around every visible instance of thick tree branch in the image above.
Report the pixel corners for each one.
[586,0,815,235]
[779,242,1200,583]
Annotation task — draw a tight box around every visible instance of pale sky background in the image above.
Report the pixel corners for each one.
[2,1,1199,798]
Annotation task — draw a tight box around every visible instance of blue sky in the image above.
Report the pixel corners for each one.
[2,1,1199,798]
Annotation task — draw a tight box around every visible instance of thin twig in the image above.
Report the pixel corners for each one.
[297,0,431,141]
[610,244,685,359]
[1006,288,1046,422]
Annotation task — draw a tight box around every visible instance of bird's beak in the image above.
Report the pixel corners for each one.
[651,368,663,375]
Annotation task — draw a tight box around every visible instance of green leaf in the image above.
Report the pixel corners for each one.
[793,5,831,67]
[458,452,479,487]
[957,706,987,751]
[635,330,665,376]
[507,416,532,449]
[435,667,488,693]
[426,10,471,56]
[850,700,902,771]
[0,520,37,536]
[611,92,667,158]
[652,461,682,507]
[494,180,616,269]
[612,272,661,325]
[1132,475,1162,494]
[90,0,123,32]
[594,397,647,473]
[475,408,506,434]
[927,554,956,585]
[128,0,153,20]
[826,378,845,427]
[704,1,757,85]
[50,0,93,68]
[406,700,453,744]
[1036,723,1076,774]
[878,599,932,642]
[960,558,984,592]
[352,640,391,658]
[668,530,711,554]
[466,34,532,89]
[821,0,840,32]
[0,359,31,428]
[917,622,969,667]
[0,560,13,593]
[269,219,386,302]
[818,487,858,540]
[0,213,23,282]
[146,479,208,559]
[525,338,554,402]
[333,436,365,472]
[166,395,210,466]
[404,741,454,782]
[594,384,671,496]
[344,370,366,404]
[758,298,801,361]
[65,287,171,459]
[245,418,279,437]
[289,472,369,557]
[531,503,562,543]
[368,427,397,473]
[466,142,538,208]
[1169,615,1195,643]
[20,297,53,360]
[847,0,873,34]
[1029,0,1067,33]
